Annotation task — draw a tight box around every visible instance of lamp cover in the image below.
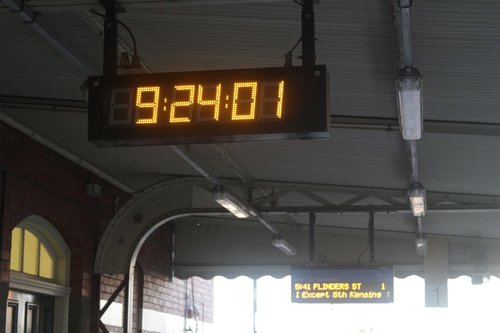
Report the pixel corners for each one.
[396,68,423,140]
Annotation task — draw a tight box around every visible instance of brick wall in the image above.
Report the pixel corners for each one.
[0,121,129,293]
[138,225,214,323]
[0,120,214,333]
[0,120,130,332]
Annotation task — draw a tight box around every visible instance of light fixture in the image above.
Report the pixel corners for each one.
[119,52,145,74]
[396,67,423,140]
[272,234,297,256]
[415,235,427,256]
[212,185,257,219]
[408,182,426,217]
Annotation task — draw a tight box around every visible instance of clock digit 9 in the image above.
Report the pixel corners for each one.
[135,86,159,124]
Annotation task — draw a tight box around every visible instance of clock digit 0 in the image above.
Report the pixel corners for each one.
[232,81,257,120]
[170,85,196,123]
[135,86,160,124]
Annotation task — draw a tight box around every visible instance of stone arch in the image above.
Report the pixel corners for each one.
[94,177,213,275]
[94,177,222,331]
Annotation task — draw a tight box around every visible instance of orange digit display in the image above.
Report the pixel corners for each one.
[135,86,160,124]
[232,82,258,120]
[170,85,195,123]
[291,266,394,304]
[197,84,221,121]
[88,65,329,146]
[259,80,284,119]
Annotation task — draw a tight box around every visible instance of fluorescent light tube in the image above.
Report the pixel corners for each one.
[396,68,423,140]
[213,185,257,218]
[415,236,427,256]
[408,182,426,217]
[272,234,297,256]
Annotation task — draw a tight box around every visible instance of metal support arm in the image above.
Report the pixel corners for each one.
[301,0,316,66]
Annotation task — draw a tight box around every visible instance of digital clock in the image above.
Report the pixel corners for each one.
[291,266,394,304]
[88,65,329,146]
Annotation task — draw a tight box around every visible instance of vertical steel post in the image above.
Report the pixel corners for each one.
[123,273,129,333]
[309,212,316,263]
[301,0,316,66]
[91,273,101,333]
[103,0,118,75]
[369,210,375,264]
[136,265,144,333]
[253,279,257,333]
[398,0,414,68]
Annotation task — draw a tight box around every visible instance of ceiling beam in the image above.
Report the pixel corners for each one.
[245,178,500,206]
[333,115,500,137]
[2,0,98,75]
[2,96,500,138]
[0,0,290,12]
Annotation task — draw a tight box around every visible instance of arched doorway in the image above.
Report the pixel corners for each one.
[7,215,71,333]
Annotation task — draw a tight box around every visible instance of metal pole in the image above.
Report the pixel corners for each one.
[416,216,424,235]
[123,273,129,333]
[253,279,257,333]
[3,0,98,75]
[406,140,419,184]
[301,0,315,66]
[103,0,119,75]
[369,210,375,264]
[398,0,414,68]
[309,212,316,263]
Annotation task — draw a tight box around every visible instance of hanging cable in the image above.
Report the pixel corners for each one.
[284,36,302,67]
[90,8,143,72]
[90,10,137,56]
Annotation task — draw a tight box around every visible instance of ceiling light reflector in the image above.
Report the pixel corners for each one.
[213,185,256,218]
[396,67,423,140]
[415,235,427,256]
[272,234,297,256]
[408,182,426,217]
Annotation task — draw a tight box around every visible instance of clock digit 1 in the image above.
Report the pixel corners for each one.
[197,84,221,121]
[109,88,133,125]
[135,86,160,124]
[170,85,195,123]
[232,81,257,120]
[259,81,285,119]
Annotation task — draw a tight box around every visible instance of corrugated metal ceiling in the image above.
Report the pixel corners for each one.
[1,0,500,246]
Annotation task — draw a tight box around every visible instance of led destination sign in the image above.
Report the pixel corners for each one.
[291,266,394,304]
[88,65,329,146]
